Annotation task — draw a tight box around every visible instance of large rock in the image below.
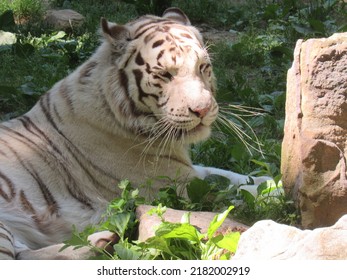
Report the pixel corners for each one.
[136,205,248,241]
[281,33,347,229]
[0,31,16,45]
[233,214,347,260]
[44,9,85,30]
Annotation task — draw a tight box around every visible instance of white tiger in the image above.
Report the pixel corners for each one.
[0,8,268,259]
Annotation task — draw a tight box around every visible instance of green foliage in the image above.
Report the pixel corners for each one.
[62,181,239,260]
[122,0,172,15]
[0,10,16,31]
[0,15,98,119]
[142,205,239,260]
[0,0,44,23]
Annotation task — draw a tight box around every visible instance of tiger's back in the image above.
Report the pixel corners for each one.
[0,8,219,259]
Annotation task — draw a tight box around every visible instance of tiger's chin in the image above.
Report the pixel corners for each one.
[179,124,212,144]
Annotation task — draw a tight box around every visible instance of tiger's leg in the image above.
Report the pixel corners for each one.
[16,231,118,260]
[0,222,15,260]
[193,165,271,195]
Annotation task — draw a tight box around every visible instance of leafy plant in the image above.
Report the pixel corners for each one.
[123,0,172,15]
[0,0,44,23]
[140,204,239,260]
[0,10,16,31]
[62,181,240,260]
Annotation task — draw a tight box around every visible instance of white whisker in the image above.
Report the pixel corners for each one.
[214,104,265,156]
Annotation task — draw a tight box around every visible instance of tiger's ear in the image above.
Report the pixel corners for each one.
[101,18,131,52]
[162,7,191,25]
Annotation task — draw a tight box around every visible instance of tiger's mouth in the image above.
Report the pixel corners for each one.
[140,117,211,144]
[174,122,210,141]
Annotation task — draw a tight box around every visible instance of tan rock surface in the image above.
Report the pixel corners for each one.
[281,33,347,229]
[233,214,347,260]
[136,205,248,241]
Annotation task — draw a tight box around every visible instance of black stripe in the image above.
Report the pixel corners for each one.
[53,104,63,122]
[134,24,155,40]
[0,233,13,244]
[158,97,169,108]
[144,30,157,44]
[134,19,173,39]
[133,69,159,103]
[59,82,74,112]
[79,61,98,84]
[135,51,145,66]
[0,169,16,202]
[157,50,164,61]
[123,49,136,69]
[25,166,59,214]
[145,63,152,74]
[152,83,162,88]
[180,33,193,39]
[118,69,129,96]
[134,20,153,35]
[20,190,36,214]
[19,116,63,157]
[152,39,165,48]
[134,20,166,39]
[0,222,14,239]
[118,69,152,119]
[0,247,15,259]
[18,117,45,141]
[39,93,60,133]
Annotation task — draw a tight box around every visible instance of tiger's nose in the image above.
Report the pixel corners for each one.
[189,103,211,118]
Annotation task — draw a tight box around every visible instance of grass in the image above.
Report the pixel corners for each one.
[0,0,346,256]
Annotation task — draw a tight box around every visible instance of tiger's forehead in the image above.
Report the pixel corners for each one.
[128,16,208,65]
[129,16,204,49]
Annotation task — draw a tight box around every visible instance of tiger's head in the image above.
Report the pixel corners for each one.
[100,8,218,145]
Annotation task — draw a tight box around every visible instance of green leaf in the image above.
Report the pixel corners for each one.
[257,181,268,196]
[207,206,234,239]
[204,174,231,190]
[20,82,36,96]
[118,179,131,190]
[240,189,255,205]
[308,19,325,33]
[139,236,174,256]
[251,159,270,172]
[113,244,141,260]
[147,204,167,221]
[186,177,211,203]
[47,31,66,43]
[291,23,312,35]
[109,212,131,239]
[219,252,231,260]
[60,226,91,252]
[156,222,201,243]
[13,42,35,58]
[0,10,16,31]
[180,212,191,224]
[0,85,17,96]
[211,232,240,253]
